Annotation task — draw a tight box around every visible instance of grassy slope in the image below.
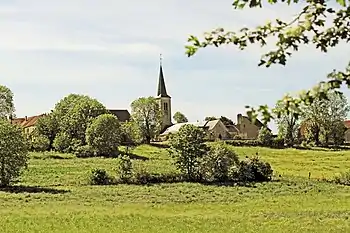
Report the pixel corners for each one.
[0,145,350,233]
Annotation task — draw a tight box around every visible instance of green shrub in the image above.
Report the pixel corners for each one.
[89,169,110,185]
[258,127,273,146]
[225,140,261,147]
[271,138,285,149]
[116,155,133,183]
[75,145,95,158]
[31,135,50,152]
[333,171,350,186]
[231,156,273,182]
[132,165,183,184]
[200,142,239,182]
[53,132,72,153]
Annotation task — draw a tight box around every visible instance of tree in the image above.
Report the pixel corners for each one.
[274,100,299,146]
[35,114,58,150]
[51,94,107,152]
[185,1,350,125]
[0,120,28,186]
[0,85,15,120]
[205,116,217,121]
[173,111,188,123]
[302,91,350,146]
[86,114,121,157]
[220,116,234,126]
[168,124,209,181]
[131,97,162,144]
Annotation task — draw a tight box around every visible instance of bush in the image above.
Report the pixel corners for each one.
[225,140,261,147]
[116,155,133,183]
[200,142,239,182]
[233,135,243,140]
[271,138,285,149]
[258,127,273,146]
[89,168,110,185]
[0,121,29,186]
[333,171,350,186]
[132,167,183,184]
[30,135,50,152]
[86,114,121,157]
[53,132,72,153]
[75,145,96,158]
[231,156,273,182]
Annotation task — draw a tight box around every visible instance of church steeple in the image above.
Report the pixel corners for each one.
[156,54,172,130]
[157,54,170,97]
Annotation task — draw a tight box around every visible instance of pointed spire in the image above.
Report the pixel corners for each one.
[157,54,170,97]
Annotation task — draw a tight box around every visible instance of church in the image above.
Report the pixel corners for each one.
[155,58,173,131]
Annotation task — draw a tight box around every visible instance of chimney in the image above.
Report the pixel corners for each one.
[237,114,242,125]
[25,116,28,121]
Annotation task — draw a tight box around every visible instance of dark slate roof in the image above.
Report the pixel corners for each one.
[157,65,170,98]
[107,109,131,122]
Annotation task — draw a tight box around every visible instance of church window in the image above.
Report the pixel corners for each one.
[164,103,168,112]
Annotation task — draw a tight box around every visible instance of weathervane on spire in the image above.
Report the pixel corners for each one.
[160,53,162,66]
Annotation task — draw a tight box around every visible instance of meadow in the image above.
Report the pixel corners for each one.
[1,144,350,233]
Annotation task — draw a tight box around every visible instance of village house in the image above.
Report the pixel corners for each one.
[161,119,231,141]
[10,114,46,135]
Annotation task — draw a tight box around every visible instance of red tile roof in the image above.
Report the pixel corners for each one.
[344,120,350,129]
[11,114,46,128]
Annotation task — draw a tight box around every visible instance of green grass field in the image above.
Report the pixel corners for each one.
[1,145,350,233]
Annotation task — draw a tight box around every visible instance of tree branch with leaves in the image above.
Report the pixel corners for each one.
[185,0,350,125]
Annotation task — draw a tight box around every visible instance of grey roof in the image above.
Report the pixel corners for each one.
[161,120,222,135]
[204,119,220,131]
[157,65,170,98]
[107,109,130,122]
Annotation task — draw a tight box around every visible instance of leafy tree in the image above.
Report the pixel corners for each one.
[199,142,239,182]
[120,121,143,145]
[35,114,58,150]
[131,96,162,144]
[185,0,350,125]
[86,114,121,157]
[205,116,217,121]
[173,111,188,123]
[274,100,299,146]
[168,124,208,181]
[302,91,350,146]
[0,85,15,120]
[51,94,107,151]
[0,120,28,186]
[257,127,273,146]
[220,116,234,126]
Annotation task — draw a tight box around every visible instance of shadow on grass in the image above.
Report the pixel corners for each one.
[293,145,350,152]
[150,142,170,149]
[127,153,150,161]
[0,185,70,194]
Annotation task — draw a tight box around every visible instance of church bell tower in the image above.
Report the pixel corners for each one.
[156,54,172,130]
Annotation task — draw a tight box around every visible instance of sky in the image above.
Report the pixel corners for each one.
[1,0,349,133]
